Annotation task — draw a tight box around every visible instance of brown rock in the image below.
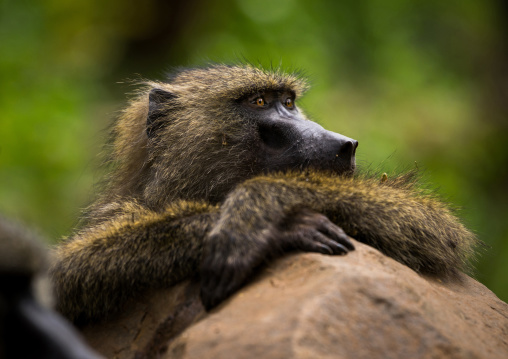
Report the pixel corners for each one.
[82,241,508,359]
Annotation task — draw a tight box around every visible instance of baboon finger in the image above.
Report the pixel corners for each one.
[319,223,355,251]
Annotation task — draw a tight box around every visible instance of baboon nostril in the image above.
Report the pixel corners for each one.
[339,140,356,158]
[336,140,357,172]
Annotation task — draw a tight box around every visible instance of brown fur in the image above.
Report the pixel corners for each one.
[50,64,478,324]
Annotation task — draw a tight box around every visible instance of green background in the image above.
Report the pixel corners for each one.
[1,0,507,301]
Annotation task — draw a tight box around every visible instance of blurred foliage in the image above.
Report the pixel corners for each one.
[1,0,507,301]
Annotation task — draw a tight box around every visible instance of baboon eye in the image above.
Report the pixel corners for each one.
[284,98,294,108]
[254,97,265,106]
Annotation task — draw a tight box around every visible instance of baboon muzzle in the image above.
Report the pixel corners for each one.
[258,118,358,175]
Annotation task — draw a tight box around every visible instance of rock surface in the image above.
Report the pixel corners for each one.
[82,241,508,359]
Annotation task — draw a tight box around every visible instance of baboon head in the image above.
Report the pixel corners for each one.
[109,65,358,208]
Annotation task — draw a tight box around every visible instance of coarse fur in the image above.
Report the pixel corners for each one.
[49,64,478,325]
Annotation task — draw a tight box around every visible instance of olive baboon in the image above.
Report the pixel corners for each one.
[49,65,477,324]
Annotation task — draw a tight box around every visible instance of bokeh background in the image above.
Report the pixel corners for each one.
[1,0,507,301]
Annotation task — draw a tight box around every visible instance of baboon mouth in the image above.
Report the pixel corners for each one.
[290,159,356,176]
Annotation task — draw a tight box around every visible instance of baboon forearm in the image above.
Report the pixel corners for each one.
[220,172,476,276]
[50,208,218,323]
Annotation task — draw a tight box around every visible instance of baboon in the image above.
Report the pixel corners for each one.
[0,216,102,358]
[49,64,477,324]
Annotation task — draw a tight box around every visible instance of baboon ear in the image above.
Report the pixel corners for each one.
[147,88,177,138]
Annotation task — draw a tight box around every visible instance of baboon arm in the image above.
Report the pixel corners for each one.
[200,172,476,308]
[50,201,218,324]
[242,173,474,275]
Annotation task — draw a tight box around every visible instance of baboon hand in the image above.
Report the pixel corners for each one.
[278,209,355,255]
[199,209,354,310]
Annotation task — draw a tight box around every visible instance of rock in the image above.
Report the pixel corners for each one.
[82,241,508,359]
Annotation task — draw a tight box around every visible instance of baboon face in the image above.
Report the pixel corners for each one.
[239,89,358,175]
